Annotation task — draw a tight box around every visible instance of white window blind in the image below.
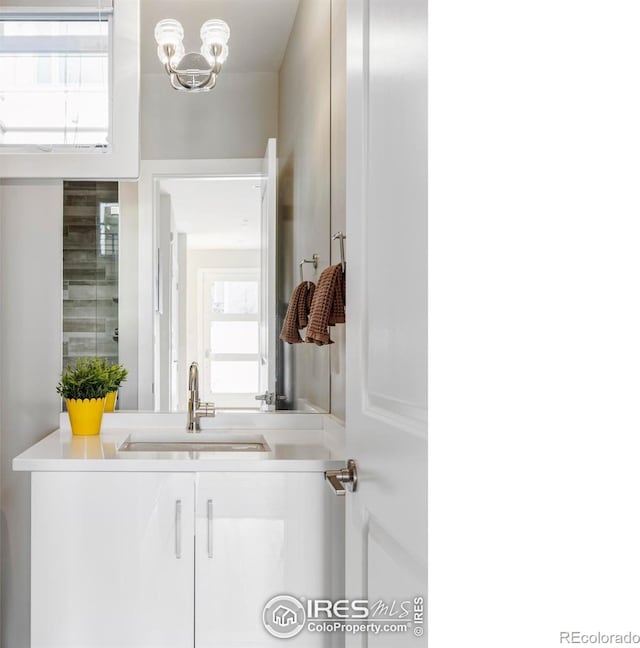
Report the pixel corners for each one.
[0,2,113,15]
[0,9,111,150]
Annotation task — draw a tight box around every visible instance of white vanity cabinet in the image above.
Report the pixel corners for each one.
[31,472,196,648]
[30,470,343,648]
[194,472,340,647]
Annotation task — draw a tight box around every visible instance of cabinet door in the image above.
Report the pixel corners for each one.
[31,472,195,648]
[195,472,344,647]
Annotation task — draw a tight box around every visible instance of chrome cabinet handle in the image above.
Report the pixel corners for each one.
[207,499,213,558]
[175,499,182,559]
[324,459,358,496]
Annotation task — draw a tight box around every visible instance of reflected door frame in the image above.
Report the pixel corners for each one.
[138,159,264,411]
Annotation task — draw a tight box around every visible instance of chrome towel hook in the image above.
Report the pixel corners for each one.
[299,253,319,284]
[332,232,346,272]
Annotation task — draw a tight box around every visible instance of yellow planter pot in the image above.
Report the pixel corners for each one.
[104,391,118,413]
[66,398,106,436]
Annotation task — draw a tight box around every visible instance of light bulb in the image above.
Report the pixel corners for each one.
[200,19,230,48]
[154,19,184,47]
[200,43,213,64]
[215,44,229,65]
[157,44,169,64]
[171,42,185,64]
[157,41,185,65]
[200,43,228,66]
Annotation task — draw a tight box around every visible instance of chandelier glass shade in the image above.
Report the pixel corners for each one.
[154,18,230,92]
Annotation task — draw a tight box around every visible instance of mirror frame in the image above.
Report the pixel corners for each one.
[137,158,264,410]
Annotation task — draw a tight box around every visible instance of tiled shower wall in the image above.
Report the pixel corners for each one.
[62,181,119,368]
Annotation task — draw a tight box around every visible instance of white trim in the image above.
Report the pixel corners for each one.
[138,159,264,410]
[58,410,327,430]
[0,8,113,16]
[0,35,109,54]
[0,0,113,13]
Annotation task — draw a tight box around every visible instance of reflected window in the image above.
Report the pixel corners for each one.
[211,281,258,315]
[99,203,119,257]
[199,269,260,407]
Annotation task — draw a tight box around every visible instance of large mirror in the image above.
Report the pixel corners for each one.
[61,0,345,414]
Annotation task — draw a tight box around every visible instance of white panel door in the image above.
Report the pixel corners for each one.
[194,472,343,647]
[259,138,277,405]
[31,472,195,648]
[345,0,428,646]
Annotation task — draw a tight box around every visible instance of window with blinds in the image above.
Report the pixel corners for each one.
[0,14,111,150]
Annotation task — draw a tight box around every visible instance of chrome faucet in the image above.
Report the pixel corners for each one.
[187,362,216,431]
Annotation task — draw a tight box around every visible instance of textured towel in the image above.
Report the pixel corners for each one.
[329,266,346,325]
[298,282,315,328]
[306,264,346,345]
[280,282,316,344]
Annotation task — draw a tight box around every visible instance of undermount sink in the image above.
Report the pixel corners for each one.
[117,432,272,459]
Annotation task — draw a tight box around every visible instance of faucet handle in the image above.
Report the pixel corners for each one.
[198,402,216,418]
[255,391,277,406]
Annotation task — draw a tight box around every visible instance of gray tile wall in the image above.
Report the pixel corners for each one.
[62,181,119,368]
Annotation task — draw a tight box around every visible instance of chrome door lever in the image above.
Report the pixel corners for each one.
[324,459,358,496]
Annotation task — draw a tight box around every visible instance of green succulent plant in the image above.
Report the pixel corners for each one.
[106,362,128,391]
[56,358,128,400]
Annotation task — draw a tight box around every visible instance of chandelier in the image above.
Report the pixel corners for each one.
[154,18,230,92]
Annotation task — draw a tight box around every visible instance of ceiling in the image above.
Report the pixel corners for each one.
[158,176,262,250]
[141,0,300,74]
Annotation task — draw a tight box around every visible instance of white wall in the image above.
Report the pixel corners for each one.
[277,0,332,412]
[0,181,62,648]
[329,0,346,421]
[155,193,174,410]
[118,181,139,410]
[430,1,640,646]
[0,184,3,646]
[141,72,278,160]
[177,233,188,411]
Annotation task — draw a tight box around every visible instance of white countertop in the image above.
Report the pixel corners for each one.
[13,425,346,473]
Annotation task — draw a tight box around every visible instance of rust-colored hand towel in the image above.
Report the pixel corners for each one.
[279,282,316,344]
[298,281,315,328]
[306,264,346,346]
[328,266,346,325]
